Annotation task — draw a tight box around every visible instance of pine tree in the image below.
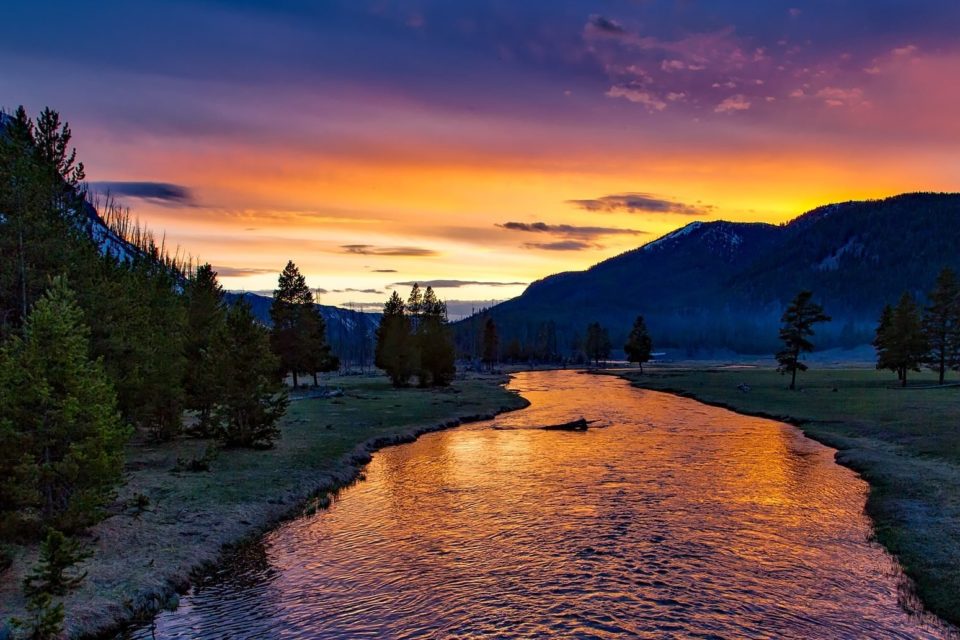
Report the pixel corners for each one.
[873,304,898,379]
[270,261,313,388]
[0,277,129,534]
[23,529,91,597]
[416,286,456,386]
[481,317,499,371]
[879,292,928,387]
[10,590,64,640]
[184,264,227,433]
[922,267,960,384]
[302,299,339,386]
[624,315,653,373]
[775,290,831,390]
[585,321,611,367]
[214,297,289,448]
[374,292,416,387]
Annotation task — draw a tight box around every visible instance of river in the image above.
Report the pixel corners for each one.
[130,370,953,639]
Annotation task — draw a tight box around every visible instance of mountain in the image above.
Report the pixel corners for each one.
[460,193,960,357]
[224,292,380,366]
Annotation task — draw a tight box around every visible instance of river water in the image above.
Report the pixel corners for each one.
[131,370,954,639]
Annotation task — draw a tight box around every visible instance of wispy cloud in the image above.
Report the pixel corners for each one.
[341,244,437,257]
[370,269,398,273]
[89,181,193,205]
[211,265,276,278]
[497,221,645,239]
[522,240,594,251]
[391,280,525,289]
[331,287,385,295]
[567,193,714,216]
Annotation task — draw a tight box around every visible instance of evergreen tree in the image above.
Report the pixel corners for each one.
[374,292,416,387]
[10,590,64,640]
[214,297,288,448]
[873,304,898,379]
[0,277,129,534]
[269,261,313,388]
[416,286,456,386]
[624,315,653,373]
[22,529,91,597]
[184,264,227,433]
[585,321,612,367]
[775,290,831,390]
[302,300,339,386]
[922,267,960,384]
[481,317,499,371]
[878,292,928,387]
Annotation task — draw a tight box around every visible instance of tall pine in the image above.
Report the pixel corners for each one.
[269,261,314,388]
[184,264,227,432]
[416,286,456,386]
[624,315,653,373]
[0,277,129,536]
[775,290,831,390]
[877,292,927,387]
[374,292,416,387]
[922,267,960,384]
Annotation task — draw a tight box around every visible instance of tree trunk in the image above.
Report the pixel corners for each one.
[292,370,299,389]
[940,352,946,385]
[901,368,907,388]
[639,362,644,374]
[313,371,319,387]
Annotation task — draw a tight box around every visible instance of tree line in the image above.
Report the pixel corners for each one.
[375,283,456,387]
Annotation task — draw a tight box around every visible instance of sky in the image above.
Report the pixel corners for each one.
[3,1,959,313]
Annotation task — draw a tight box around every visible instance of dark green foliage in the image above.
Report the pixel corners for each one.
[303,303,339,386]
[10,590,64,640]
[184,264,227,433]
[174,445,218,472]
[414,287,455,387]
[624,315,653,372]
[23,530,91,597]
[481,317,499,369]
[214,297,289,448]
[269,261,335,387]
[775,291,831,390]
[876,292,928,387]
[585,321,612,366]
[375,292,416,387]
[0,544,11,573]
[0,278,129,535]
[922,267,960,384]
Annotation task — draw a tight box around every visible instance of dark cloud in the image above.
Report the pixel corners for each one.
[568,193,714,216]
[391,280,525,289]
[370,269,398,273]
[89,181,193,205]
[331,288,385,295]
[211,265,276,278]
[522,240,593,251]
[341,244,437,257]
[497,221,645,238]
[588,15,626,35]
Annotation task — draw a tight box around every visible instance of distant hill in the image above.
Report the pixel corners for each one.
[224,292,380,367]
[459,193,960,357]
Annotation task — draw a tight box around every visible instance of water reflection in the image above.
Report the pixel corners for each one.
[131,370,954,639]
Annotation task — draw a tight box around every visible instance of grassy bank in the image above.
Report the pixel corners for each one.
[0,373,527,639]
[610,365,960,627]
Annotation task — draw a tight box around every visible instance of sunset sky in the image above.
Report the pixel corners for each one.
[3,1,959,313]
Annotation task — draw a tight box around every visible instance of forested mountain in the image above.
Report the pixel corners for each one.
[458,193,960,357]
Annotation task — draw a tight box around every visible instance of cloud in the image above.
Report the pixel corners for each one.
[714,94,752,113]
[89,181,193,204]
[370,269,398,273]
[605,85,666,111]
[391,280,525,289]
[522,240,594,251]
[497,221,645,239]
[816,86,866,108]
[341,244,437,257]
[331,288,384,295]
[587,15,626,36]
[567,193,714,216]
[210,265,276,278]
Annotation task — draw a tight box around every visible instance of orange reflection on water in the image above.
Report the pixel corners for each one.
[138,370,954,640]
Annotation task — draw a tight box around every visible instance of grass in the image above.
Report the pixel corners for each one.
[0,373,527,639]
[610,364,960,628]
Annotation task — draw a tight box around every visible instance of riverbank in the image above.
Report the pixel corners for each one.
[608,365,960,627]
[0,373,528,639]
